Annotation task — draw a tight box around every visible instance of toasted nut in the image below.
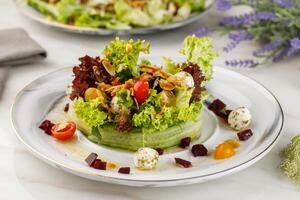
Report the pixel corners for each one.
[102,59,116,76]
[166,75,184,86]
[105,85,123,96]
[124,79,134,89]
[98,82,111,91]
[141,65,160,74]
[154,70,171,79]
[112,77,121,86]
[158,80,175,91]
[140,72,151,80]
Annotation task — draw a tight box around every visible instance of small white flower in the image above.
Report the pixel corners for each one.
[174,71,194,88]
[228,107,252,131]
[134,147,159,170]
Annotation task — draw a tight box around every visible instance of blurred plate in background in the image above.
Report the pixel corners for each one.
[15,0,215,35]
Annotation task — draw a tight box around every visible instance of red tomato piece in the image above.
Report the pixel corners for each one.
[134,79,149,104]
[51,121,76,141]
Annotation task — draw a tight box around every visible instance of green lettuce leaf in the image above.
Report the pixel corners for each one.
[140,58,152,66]
[116,89,134,109]
[114,0,153,26]
[146,0,172,24]
[162,57,181,74]
[56,0,85,23]
[27,0,59,18]
[175,3,191,20]
[74,12,107,28]
[102,37,150,77]
[175,87,193,108]
[133,89,202,133]
[172,0,205,12]
[180,35,218,80]
[73,97,107,127]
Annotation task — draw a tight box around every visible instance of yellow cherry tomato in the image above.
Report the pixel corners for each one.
[84,88,105,101]
[224,139,240,148]
[214,143,236,160]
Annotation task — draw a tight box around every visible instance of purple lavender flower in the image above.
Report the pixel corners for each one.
[290,37,300,48]
[286,37,300,57]
[255,12,278,21]
[224,31,253,52]
[273,48,289,62]
[253,39,282,56]
[225,59,258,67]
[219,12,277,27]
[228,31,253,41]
[217,0,232,11]
[273,0,293,7]
[191,27,210,37]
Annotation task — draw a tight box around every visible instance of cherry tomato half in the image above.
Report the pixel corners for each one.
[51,121,76,141]
[134,79,149,104]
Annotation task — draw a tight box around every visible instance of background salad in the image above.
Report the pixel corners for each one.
[27,0,206,29]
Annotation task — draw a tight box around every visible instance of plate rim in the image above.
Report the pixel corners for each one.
[15,0,215,35]
[10,66,284,185]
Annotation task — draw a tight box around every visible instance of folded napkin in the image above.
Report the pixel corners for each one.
[0,28,46,65]
[0,28,47,99]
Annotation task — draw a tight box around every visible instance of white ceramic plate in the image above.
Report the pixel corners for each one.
[11,57,283,187]
[15,0,215,35]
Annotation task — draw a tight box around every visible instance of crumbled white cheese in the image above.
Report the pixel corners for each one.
[134,147,159,170]
[174,71,194,88]
[111,96,119,113]
[228,107,252,131]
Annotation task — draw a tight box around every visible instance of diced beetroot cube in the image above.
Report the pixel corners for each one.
[155,148,164,155]
[175,157,192,168]
[237,129,253,141]
[118,167,130,174]
[191,144,208,157]
[208,99,226,112]
[208,99,227,118]
[85,153,98,166]
[216,109,232,119]
[39,120,55,135]
[64,103,69,112]
[93,160,106,170]
[179,137,191,148]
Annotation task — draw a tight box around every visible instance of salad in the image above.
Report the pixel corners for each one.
[26,0,206,30]
[63,35,217,151]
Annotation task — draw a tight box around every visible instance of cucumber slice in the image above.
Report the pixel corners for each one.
[97,118,202,151]
[68,101,202,151]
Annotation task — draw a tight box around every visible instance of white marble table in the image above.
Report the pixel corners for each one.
[1,1,299,199]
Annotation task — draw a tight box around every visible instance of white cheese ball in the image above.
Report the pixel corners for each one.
[111,96,119,113]
[228,107,252,131]
[134,147,159,170]
[174,72,194,88]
